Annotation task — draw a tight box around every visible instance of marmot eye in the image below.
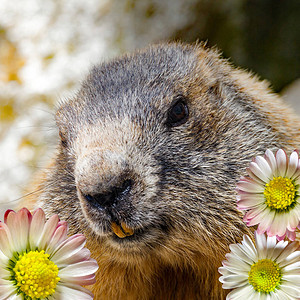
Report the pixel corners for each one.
[167,98,189,127]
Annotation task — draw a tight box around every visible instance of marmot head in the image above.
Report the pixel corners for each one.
[43,43,296,265]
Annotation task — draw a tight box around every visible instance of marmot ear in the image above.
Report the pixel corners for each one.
[55,102,75,148]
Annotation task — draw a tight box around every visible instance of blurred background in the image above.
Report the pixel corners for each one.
[0,0,299,216]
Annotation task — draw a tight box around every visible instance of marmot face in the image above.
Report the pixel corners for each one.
[48,43,295,263]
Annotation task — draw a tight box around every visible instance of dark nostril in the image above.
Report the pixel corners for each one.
[83,179,133,209]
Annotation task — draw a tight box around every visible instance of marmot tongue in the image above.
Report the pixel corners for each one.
[111,221,134,238]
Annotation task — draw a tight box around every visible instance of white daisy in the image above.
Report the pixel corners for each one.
[0,208,98,299]
[219,231,300,299]
[236,149,300,240]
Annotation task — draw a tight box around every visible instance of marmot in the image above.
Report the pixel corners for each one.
[28,42,300,299]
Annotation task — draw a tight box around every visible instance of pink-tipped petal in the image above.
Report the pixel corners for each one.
[37,214,59,250]
[247,208,273,228]
[285,230,296,242]
[243,205,266,222]
[276,234,286,241]
[256,210,274,235]
[0,223,13,258]
[62,248,92,265]
[55,283,94,300]
[237,192,265,210]
[236,180,264,193]
[51,234,86,265]
[46,222,68,255]
[3,210,15,223]
[269,214,289,237]
[60,274,96,286]
[5,208,31,253]
[59,259,99,278]
[29,208,46,249]
[286,210,300,232]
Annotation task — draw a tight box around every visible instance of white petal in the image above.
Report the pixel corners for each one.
[280,283,300,298]
[292,160,300,180]
[281,274,300,284]
[259,293,268,300]
[256,154,273,178]
[54,283,93,300]
[276,242,299,264]
[220,261,249,276]
[6,294,22,300]
[295,176,300,187]
[268,240,288,261]
[0,284,17,300]
[276,149,288,177]
[266,234,277,249]
[265,235,277,260]
[59,259,98,278]
[229,244,256,265]
[282,260,300,272]
[249,162,271,182]
[0,267,11,280]
[224,253,251,273]
[247,167,265,184]
[283,249,300,266]
[271,289,291,300]
[0,249,9,268]
[255,232,267,259]
[226,284,256,300]
[218,266,235,277]
[286,151,299,179]
[242,235,258,259]
[284,268,300,276]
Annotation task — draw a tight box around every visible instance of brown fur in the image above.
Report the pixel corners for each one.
[24,42,300,299]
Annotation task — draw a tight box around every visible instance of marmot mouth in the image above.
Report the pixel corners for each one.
[109,220,169,245]
[111,221,135,238]
[110,224,147,243]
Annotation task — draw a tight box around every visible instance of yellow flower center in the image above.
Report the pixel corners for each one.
[248,259,281,293]
[13,250,60,299]
[264,176,296,211]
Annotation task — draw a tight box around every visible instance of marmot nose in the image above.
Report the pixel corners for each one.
[82,179,133,209]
